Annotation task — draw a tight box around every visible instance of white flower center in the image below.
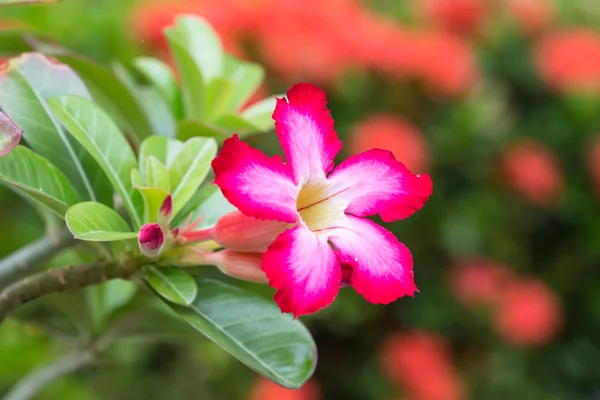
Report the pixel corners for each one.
[296,179,346,232]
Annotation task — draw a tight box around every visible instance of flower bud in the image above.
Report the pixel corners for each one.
[138,223,165,258]
[205,250,268,284]
[0,111,22,158]
[157,194,173,233]
[210,211,291,252]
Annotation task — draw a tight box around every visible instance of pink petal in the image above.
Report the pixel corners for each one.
[262,226,341,317]
[329,216,418,304]
[273,83,342,186]
[327,148,433,222]
[212,135,299,223]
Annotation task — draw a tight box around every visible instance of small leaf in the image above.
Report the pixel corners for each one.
[173,185,235,228]
[165,16,223,119]
[206,78,235,120]
[139,136,184,171]
[241,96,277,132]
[169,137,217,216]
[215,114,260,135]
[145,156,171,192]
[224,56,265,112]
[167,278,317,388]
[49,95,143,228]
[134,57,183,119]
[145,266,197,306]
[66,202,137,241]
[59,55,153,147]
[0,111,21,157]
[177,120,229,142]
[134,186,169,224]
[0,145,80,217]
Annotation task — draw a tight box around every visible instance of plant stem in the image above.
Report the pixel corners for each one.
[0,228,75,287]
[0,258,139,324]
[2,348,94,400]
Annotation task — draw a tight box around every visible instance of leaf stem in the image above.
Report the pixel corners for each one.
[0,258,139,324]
[0,228,75,287]
[2,348,95,400]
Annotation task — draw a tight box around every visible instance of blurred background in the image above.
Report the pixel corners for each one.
[2,0,600,399]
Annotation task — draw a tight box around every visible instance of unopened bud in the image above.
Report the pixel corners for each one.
[206,250,267,284]
[158,194,173,232]
[210,211,291,252]
[0,111,22,158]
[138,223,165,258]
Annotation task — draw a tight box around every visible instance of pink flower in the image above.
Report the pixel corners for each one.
[248,377,320,400]
[416,0,487,37]
[449,258,515,308]
[211,83,433,316]
[492,278,562,346]
[504,0,555,35]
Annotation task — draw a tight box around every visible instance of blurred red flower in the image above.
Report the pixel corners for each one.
[416,0,487,37]
[248,377,320,400]
[449,259,515,308]
[504,0,555,35]
[412,31,478,96]
[502,139,563,206]
[349,114,430,173]
[379,331,466,400]
[535,28,600,95]
[492,278,562,346]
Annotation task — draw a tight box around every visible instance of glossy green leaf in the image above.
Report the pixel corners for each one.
[48,95,143,228]
[215,114,260,135]
[134,186,169,223]
[0,53,111,204]
[139,136,184,172]
[0,29,35,56]
[177,120,229,142]
[0,111,22,157]
[168,279,316,388]
[66,202,137,241]
[165,16,223,119]
[241,96,277,132]
[134,57,183,119]
[112,62,176,139]
[0,145,80,217]
[59,55,153,148]
[173,185,235,228]
[145,156,171,192]
[206,78,235,120]
[146,266,197,306]
[169,137,217,216]
[224,56,265,112]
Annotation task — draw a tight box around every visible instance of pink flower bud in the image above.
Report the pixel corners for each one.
[208,250,267,284]
[183,211,290,252]
[138,223,165,258]
[0,111,22,158]
[159,194,172,222]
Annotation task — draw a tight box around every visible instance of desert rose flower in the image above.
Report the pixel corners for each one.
[210,83,433,316]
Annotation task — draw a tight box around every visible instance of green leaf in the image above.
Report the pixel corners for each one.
[165,16,223,119]
[0,0,58,4]
[0,53,112,205]
[139,136,184,171]
[173,185,235,228]
[0,145,80,217]
[206,78,235,120]
[169,137,217,216]
[0,111,22,157]
[59,55,153,148]
[224,56,265,112]
[145,156,171,192]
[168,279,316,388]
[66,202,137,241]
[146,266,197,306]
[215,114,260,135]
[134,57,183,119]
[241,96,277,132]
[48,95,143,228]
[134,186,169,223]
[177,120,229,142]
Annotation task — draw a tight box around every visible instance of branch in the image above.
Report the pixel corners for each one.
[0,228,75,287]
[0,258,139,324]
[2,348,94,400]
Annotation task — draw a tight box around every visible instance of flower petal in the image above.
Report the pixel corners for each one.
[212,135,299,223]
[273,83,342,186]
[327,148,432,222]
[329,216,417,304]
[262,226,341,317]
